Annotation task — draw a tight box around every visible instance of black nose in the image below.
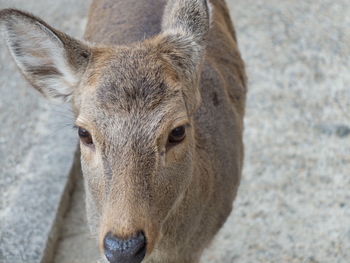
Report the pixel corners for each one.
[104,232,146,263]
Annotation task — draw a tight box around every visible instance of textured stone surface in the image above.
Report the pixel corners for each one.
[202,0,350,262]
[0,1,89,262]
[54,176,100,263]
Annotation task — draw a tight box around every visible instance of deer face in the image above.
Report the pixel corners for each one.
[0,0,210,261]
[77,44,199,254]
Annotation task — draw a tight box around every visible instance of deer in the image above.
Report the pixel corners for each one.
[0,0,246,262]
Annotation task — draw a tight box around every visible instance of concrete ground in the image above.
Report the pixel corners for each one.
[1,0,350,263]
[0,0,87,262]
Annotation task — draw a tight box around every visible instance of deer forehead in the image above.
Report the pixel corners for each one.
[75,46,187,135]
[78,46,183,111]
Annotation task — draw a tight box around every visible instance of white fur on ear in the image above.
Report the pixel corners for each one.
[6,22,77,100]
[207,0,214,26]
[0,9,90,102]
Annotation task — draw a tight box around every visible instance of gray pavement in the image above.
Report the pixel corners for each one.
[0,1,90,262]
[203,0,350,262]
[1,0,350,263]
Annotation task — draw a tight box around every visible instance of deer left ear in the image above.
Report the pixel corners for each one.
[159,0,210,113]
[160,0,210,73]
[0,9,91,102]
[162,0,210,45]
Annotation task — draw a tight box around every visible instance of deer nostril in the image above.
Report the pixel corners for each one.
[104,232,146,263]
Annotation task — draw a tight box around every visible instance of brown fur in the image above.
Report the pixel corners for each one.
[0,0,246,262]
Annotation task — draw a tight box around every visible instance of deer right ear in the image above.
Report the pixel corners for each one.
[0,9,91,102]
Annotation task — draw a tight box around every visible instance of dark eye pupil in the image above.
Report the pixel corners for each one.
[78,128,88,137]
[169,126,186,143]
[78,127,93,145]
[172,126,185,137]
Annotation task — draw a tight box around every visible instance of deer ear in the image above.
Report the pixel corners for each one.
[160,0,210,80]
[162,0,210,44]
[0,9,91,102]
[159,0,210,113]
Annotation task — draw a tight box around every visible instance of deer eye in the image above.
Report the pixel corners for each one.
[78,127,93,146]
[168,126,186,144]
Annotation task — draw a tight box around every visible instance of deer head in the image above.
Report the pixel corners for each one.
[0,1,210,262]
